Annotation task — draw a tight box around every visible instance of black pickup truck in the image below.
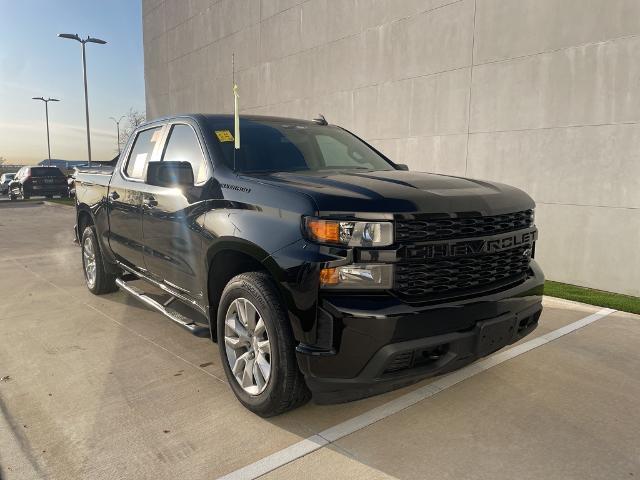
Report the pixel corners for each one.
[75,114,544,416]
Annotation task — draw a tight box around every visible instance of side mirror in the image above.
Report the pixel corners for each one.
[146,161,194,188]
[395,163,409,171]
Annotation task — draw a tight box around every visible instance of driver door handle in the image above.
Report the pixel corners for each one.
[108,191,120,201]
[143,195,158,209]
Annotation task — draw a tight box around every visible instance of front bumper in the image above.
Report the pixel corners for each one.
[297,260,544,404]
[27,185,68,196]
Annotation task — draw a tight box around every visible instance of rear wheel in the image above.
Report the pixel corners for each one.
[81,226,117,295]
[217,272,309,417]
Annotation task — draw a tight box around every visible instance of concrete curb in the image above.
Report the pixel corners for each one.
[543,294,613,310]
[0,200,44,208]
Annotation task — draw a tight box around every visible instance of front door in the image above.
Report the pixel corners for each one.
[108,125,165,270]
[141,122,212,299]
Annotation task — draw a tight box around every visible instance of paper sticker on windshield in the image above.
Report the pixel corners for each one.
[131,153,147,178]
[215,130,234,142]
[150,130,162,143]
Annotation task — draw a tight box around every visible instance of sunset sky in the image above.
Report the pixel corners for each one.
[0,0,145,165]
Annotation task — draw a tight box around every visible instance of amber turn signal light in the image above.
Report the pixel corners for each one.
[319,267,339,286]
[306,218,340,243]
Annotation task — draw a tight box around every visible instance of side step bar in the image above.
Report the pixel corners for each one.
[115,278,210,338]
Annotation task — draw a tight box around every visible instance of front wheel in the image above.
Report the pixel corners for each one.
[81,226,117,295]
[217,272,310,417]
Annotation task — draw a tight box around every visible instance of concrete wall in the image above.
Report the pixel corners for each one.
[142,0,640,296]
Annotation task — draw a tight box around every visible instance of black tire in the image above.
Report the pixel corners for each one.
[81,226,118,295]
[217,272,310,417]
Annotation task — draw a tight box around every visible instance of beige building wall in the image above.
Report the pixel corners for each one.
[142,0,640,296]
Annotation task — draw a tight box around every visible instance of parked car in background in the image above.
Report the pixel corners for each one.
[0,173,16,194]
[8,166,68,200]
[67,173,75,198]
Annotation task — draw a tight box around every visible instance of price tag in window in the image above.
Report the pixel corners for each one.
[150,130,162,143]
[215,130,234,142]
[131,153,147,178]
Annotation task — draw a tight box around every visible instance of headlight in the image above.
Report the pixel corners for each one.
[320,264,394,289]
[304,217,393,247]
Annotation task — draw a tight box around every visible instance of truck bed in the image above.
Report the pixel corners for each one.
[75,171,111,207]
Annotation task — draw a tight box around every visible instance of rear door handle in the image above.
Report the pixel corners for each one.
[108,191,120,201]
[143,196,158,208]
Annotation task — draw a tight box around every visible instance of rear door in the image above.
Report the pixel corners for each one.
[107,125,165,270]
[140,121,211,298]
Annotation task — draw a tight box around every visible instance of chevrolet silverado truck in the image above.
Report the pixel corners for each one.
[75,114,544,417]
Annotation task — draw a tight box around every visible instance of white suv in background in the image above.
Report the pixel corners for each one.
[0,173,16,195]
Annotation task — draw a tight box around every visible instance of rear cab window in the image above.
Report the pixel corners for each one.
[30,167,64,177]
[124,127,163,180]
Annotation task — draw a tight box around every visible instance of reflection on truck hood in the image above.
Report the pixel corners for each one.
[246,170,535,215]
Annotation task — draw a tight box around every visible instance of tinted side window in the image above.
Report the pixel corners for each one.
[125,127,162,179]
[162,124,208,183]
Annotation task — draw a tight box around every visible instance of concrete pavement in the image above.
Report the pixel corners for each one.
[0,203,638,479]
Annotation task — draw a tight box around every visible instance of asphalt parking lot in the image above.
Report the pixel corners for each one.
[0,202,638,480]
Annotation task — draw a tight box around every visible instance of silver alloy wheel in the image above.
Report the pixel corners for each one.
[83,236,97,289]
[224,298,271,395]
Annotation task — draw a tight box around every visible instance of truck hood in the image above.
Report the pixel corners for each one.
[245,170,535,215]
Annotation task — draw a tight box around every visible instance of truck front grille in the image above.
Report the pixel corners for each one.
[393,210,535,302]
[395,245,531,300]
[395,209,533,242]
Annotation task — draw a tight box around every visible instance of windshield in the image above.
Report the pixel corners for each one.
[210,120,394,173]
[31,167,64,177]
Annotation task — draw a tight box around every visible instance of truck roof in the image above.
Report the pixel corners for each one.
[139,113,321,129]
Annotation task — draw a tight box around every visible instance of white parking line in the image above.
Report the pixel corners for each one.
[218,307,616,480]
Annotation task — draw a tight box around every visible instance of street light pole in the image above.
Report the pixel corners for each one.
[81,41,92,167]
[32,97,60,167]
[109,115,125,155]
[58,33,107,167]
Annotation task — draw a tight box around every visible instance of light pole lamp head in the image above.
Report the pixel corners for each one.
[58,33,81,42]
[32,97,60,102]
[87,36,107,45]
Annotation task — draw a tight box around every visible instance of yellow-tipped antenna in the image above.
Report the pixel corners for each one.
[233,53,240,151]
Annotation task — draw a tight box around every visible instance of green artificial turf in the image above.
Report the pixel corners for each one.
[45,197,75,206]
[545,281,640,315]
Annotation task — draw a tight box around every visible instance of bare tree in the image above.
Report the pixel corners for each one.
[0,156,6,165]
[117,108,146,154]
